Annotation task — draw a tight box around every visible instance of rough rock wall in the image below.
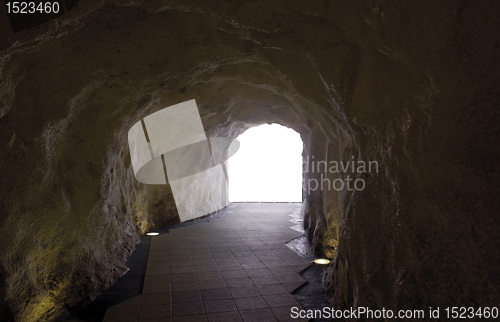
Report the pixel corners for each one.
[0,0,498,321]
[323,1,500,313]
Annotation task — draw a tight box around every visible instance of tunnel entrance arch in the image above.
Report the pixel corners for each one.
[228,123,303,202]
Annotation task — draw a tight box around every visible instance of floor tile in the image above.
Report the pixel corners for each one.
[244,268,273,277]
[143,282,170,294]
[268,267,295,276]
[172,290,202,303]
[189,252,214,259]
[201,288,232,301]
[172,302,205,317]
[150,243,170,251]
[228,285,261,298]
[206,311,243,322]
[138,305,171,320]
[263,294,298,307]
[241,262,266,270]
[271,306,309,322]
[194,265,219,273]
[237,256,261,264]
[137,317,172,322]
[210,247,231,253]
[224,277,254,288]
[147,261,170,269]
[142,292,170,306]
[239,308,278,322]
[147,267,171,276]
[212,253,234,260]
[221,269,247,279]
[172,315,207,322]
[281,282,305,293]
[233,251,256,258]
[203,299,237,314]
[289,264,310,273]
[234,296,269,310]
[171,266,195,274]
[275,274,305,284]
[198,278,226,290]
[171,281,199,292]
[250,275,280,286]
[214,257,239,265]
[216,262,241,270]
[148,255,171,262]
[196,271,223,280]
[170,260,194,267]
[144,275,170,285]
[263,260,288,268]
[192,259,216,266]
[248,245,270,251]
[171,272,197,282]
[170,249,189,255]
[256,284,288,296]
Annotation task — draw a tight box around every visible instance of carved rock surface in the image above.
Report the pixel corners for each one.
[0,1,498,321]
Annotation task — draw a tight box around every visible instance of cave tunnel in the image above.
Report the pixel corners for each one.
[0,1,499,322]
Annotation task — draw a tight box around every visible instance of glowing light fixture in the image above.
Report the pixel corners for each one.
[313,258,331,265]
[146,232,159,236]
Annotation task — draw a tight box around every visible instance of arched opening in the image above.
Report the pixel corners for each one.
[228,123,303,202]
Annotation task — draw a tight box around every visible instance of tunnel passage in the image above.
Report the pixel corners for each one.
[0,1,499,321]
[228,123,303,203]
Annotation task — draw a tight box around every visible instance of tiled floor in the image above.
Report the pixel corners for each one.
[103,203,311,322]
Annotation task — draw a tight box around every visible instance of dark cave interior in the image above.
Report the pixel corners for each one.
[0,1,499,321]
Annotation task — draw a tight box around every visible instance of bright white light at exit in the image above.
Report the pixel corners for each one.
[228,124,303,202]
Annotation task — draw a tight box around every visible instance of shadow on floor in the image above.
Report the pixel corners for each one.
[65,236,150,322]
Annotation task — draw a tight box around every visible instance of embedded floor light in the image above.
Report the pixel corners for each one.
[313,258,331,265]
[146,232,159,236]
